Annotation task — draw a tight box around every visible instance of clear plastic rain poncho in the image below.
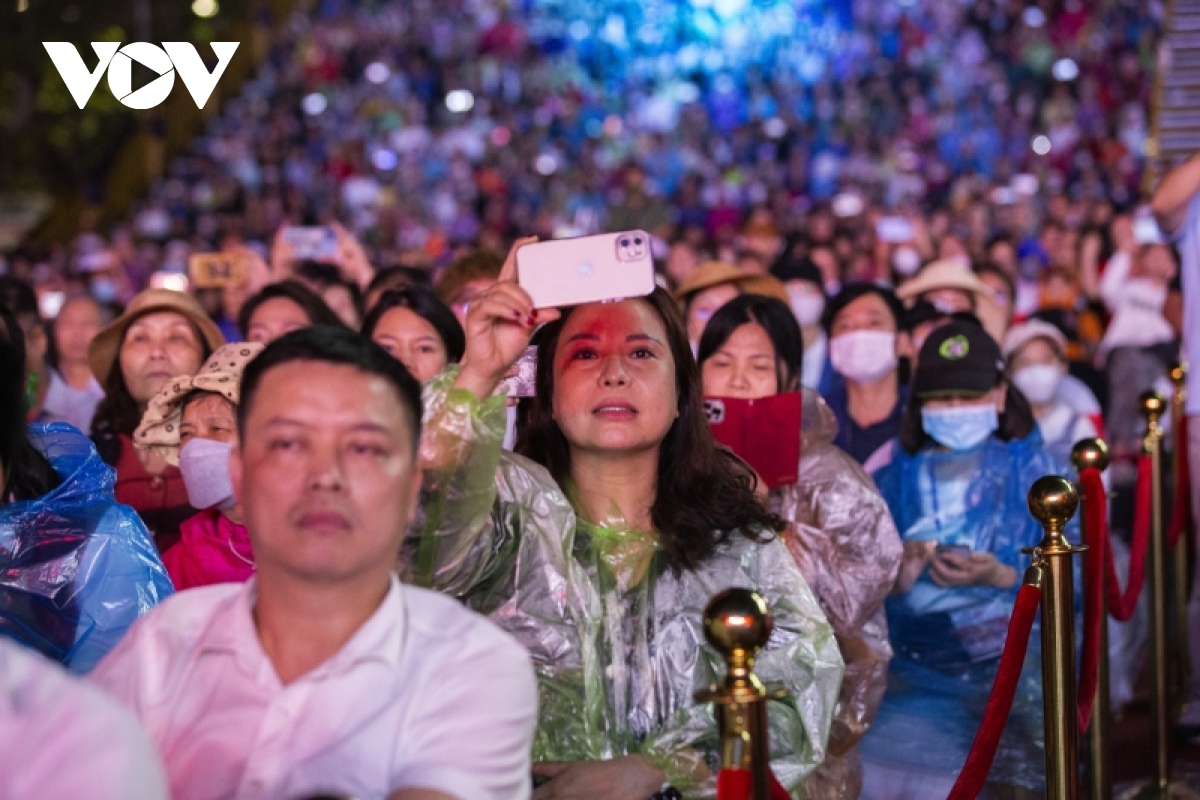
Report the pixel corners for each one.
[0,423,174,673]
[770,390,902,800]
[405,369,844,797]
[861,433,1074,794]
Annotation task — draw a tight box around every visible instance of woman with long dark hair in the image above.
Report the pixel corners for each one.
[696,294,902,800]
[408,252,841,799]
[860,317,1065,798]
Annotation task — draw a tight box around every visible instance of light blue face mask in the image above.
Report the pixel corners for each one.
[921,403,999,451]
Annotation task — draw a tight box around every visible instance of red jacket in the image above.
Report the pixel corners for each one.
[162,508,254,591]
[112,433,193,553]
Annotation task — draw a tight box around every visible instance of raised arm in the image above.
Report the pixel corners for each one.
[1152,152,1200,234]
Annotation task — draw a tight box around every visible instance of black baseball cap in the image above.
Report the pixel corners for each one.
[771,257,824,293]
[912,318,1005,399]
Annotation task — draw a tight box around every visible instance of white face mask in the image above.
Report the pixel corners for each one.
[829,330,898,384]
[788,289,826,328]
[178,438,237,510]
[1012,364,1063,405]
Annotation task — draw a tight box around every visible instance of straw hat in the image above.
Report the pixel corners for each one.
[133,342,264,466]
[88,289,226,386]
[895,259,1005,342]
[673,261,789,305]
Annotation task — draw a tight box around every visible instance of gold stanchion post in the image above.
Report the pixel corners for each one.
[1073,438,1113,800]
[1144,390,1172,797]
[1028,475,1084,800]
[696,589,782,800]
[1170,364,1191,715]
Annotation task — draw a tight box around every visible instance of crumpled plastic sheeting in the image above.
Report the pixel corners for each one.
[863,434,1075,793]
[404,368,844,797]
[771,390,901,800]
[1,423,173,673]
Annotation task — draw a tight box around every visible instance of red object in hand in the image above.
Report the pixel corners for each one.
[704,394,802,489]
[947,583,1042,800]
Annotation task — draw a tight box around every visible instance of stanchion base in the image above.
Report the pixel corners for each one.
[1116,781,1200,800]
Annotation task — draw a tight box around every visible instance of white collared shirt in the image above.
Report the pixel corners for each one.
[90,575,536,800]
[0,637,168,800]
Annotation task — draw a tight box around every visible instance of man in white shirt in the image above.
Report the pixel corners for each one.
[92,327,537,800]
[1152,154,1200,733]
[0,636,168,800]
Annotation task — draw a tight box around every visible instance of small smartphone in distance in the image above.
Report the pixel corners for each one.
[515,230,656,309]
[935,543,972,558]
[281,226,340,261]
[876,216,915,243]
[188,253,247,289]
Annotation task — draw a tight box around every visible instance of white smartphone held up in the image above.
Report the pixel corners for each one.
[515,231,656,309]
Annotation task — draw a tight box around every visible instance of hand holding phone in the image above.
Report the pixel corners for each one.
[515,231,656,309]
[454,237,560,400]
[703,393,802,488]
[935,543,973,559]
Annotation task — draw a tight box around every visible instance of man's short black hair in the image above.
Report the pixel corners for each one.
[238,326,423,451]
[821,282,907,335]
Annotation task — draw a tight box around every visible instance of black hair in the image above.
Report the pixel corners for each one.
[0,277,39,320]
[294,261,364,325]
[697,294,804,393]
[237,280,346,339]
[0,307,61,501]
[360,286,465,364]
[821,282,907,335]
[237,326,423,452]
[515,288,784,572]
[367,266,432,299]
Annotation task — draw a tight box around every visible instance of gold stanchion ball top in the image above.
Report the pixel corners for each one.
[1070,438,1110,473]
[1138,390,1166,420]
[1170,363,1187,385]
[702,588,773,658]
[1027,475,1078,528]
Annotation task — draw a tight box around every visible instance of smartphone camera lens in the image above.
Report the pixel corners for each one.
[620,239,629,247]
[633,237,643,246]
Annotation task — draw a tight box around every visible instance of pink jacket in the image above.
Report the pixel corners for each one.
[162,508,254,591]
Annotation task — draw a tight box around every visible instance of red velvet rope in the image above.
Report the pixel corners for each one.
[714,767,792,800]
[1169,414,1192,550]
[1077,468,1107,733]
[1108,454,1153,622]
[946,582,1042,800]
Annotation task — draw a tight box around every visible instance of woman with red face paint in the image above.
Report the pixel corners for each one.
[406,243,842,800]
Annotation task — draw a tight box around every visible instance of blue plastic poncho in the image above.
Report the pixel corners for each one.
[0,423,173,673]
[860,434,1074,794]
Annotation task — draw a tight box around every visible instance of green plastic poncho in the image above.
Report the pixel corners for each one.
[404,369,843,797]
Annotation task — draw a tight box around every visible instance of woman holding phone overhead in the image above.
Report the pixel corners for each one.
[697,294,902,800]
[407,238,841,799]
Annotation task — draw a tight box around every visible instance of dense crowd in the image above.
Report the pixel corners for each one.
[2,0,1199,798]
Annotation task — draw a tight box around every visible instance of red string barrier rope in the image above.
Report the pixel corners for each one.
[1108,454,1153,622]
[1169,414,1192,550]
[946,582,1043,800]
[1077,467,1107,733]
[713,767,792,800]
